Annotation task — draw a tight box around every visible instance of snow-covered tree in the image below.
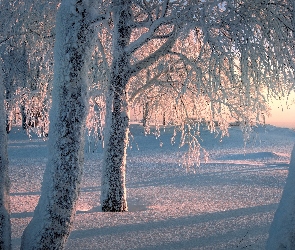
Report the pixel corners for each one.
[0,0,56,136]
[0,62,11,250]
[266,1,295,248]
[1,0,293,247]
[97,0,294,212]
[268,147,295,249]
[0,1,53,247]
[0,1,57,247]
[100,0,188,212]
[20,0,104,248]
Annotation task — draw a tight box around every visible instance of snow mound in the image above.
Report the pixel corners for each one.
[216,151,281,161]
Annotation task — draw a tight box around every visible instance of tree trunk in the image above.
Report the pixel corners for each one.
[20,104,27,130]
[21,1,95,248]
[101,83,129,212]
[101,0,132,212]
[0,68,11,249]
[5,90,11,134]
[142,102,149,127]
[267,144,295,249]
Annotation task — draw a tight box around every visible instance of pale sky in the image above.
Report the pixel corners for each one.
[266,92,295,129]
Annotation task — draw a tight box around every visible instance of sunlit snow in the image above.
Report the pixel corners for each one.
[8,124,295,249]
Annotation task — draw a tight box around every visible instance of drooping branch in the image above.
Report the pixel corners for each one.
[129,67,170,102]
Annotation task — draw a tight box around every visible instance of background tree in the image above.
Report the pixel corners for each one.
[0,0,56,136]
[0,62,11,250]
[0,1,57,247]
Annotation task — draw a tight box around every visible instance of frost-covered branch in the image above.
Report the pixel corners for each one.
[130,26,178,75]
[126,16,175,55]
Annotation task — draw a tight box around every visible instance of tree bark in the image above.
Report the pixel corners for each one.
[21,0,96,248]
[101,0,132,212]
[0,67,11,250]
[101,80,129,212]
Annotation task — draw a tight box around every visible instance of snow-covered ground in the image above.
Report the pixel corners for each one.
[8,124,295,249]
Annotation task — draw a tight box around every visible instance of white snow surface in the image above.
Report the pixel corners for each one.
[8,124,295,249]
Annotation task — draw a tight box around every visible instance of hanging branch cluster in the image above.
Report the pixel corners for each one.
[0,0,58,136]
[1,0,294,167]
[80,0,295,169]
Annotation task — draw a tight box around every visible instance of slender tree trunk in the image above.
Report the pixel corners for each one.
[5,90,11,134]
[0,67,11,249]
[101,0,132,212]
[20,104,27,130]
[142,102,149,127]
[21,1,96,248]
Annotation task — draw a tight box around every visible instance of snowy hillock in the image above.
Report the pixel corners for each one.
[215,152,282,161]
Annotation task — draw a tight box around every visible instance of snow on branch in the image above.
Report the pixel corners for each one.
[126,15,176,55]
[130,26,178,75]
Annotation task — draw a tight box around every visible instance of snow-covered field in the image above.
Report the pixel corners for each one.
[8,124,295,249]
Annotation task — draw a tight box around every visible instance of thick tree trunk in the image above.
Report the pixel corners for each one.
[21,1,95,248]
[101,0,132,212]
[267,144,295,249]
[0,70,11,249]
[101,84,129,212]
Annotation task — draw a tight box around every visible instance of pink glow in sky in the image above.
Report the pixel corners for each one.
[266,92,295,129]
